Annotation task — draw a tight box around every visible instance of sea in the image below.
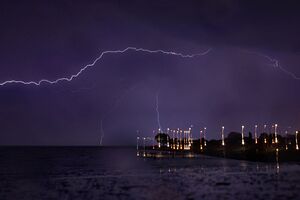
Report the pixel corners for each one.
[0,147,299,200]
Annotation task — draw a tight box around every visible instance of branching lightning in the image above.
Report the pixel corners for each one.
[0,47,211,86]
[243,50,300,80]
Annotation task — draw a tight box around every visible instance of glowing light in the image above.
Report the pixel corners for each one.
[152,130,155,150]
[203,127,207,146]
[264,124,268,144]
[200,130,203,150]
[142,137,146,157]
[241,125,245,145]
[167,128,170,147]
[188,129,192,147]
[189,126,193,147]
[296,131,299,150]
[0,47,211,86]
[254,125,258,144]
[285,130,288,150]
[136,135,140,156]
[274,124,278,144]
[180,129,183,150]
[221,126,225,146]
[157,129,161,148]
[173,130,176,149]
[184,130,191,150]
[276,148,280,173]
[176,130,178,149]
[271,125,275,144]
[183,130,190,150]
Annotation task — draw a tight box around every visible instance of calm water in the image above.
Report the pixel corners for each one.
[0,147,299,200]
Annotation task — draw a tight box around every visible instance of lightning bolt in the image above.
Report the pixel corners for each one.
[99,119,104,146]
[99,82,143,145]
[0,47,211,86]
[242,50,300,80]
[155,92,162,131]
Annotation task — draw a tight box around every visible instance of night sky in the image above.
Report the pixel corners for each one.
[0,0,300,145]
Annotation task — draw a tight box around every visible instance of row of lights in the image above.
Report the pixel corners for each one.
[167,127,192,150]
[220,124,299,150]
[137,124,299,156]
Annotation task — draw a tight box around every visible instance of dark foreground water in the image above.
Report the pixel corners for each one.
[0,147,299,200]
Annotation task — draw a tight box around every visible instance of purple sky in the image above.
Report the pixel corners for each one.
[0,0,300,145]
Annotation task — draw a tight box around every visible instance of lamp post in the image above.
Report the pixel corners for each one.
[264,124,267,144]
[255,125,258,144]
[271,125,274,144]
[143,137,146,157]
[285,130,288,150]
[221,126,225,146]
[153,130,155,149]
[176,129,179,150]
[136,136,140,156]
[167,128,170,148]
[296,131,299,150]
[173,130,176,149]
[200,130,203,150]
[183,130,186,149]
[274,124,278,144]
[158,128,161,148]
[204,127,207,147]
[241,125,245,145]
[180,129,183,150]
[188,127,192,148]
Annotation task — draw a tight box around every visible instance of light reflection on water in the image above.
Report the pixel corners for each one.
[137,150,283,174]
[0,147,299,200]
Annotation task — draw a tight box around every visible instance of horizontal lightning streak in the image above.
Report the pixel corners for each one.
[0,47,211,86]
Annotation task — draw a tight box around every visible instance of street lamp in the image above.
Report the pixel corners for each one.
[143,137,146,157]
[136,136,140,156]
[200,130,203,150]
[285,130,288,150]
[204,127,207,147]
[167,128,170,147]
[296,131,299,150]
[180,129,183,149]
[264,124,267,144]
[255,125,258,144]
[274,124,278,144]
[241,125,245,145]
[221,126,225,146]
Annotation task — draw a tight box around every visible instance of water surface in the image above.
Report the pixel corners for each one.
[0,147,299,200]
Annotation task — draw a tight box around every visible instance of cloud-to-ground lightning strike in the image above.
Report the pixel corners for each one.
[155,92,162,131]
[99,120,105,146]
[0,47,211,86]
[98,82,144,145]
[243,50,300,80]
